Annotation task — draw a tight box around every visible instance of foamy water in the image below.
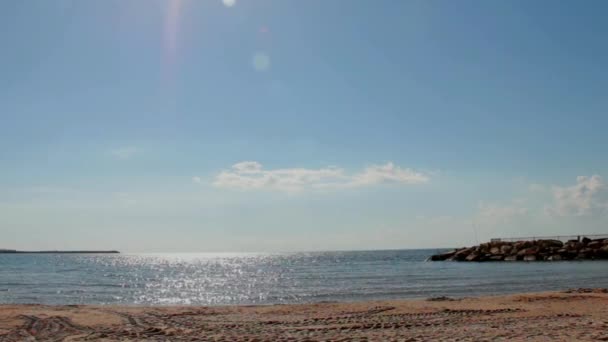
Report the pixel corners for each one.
[1,250,608,305]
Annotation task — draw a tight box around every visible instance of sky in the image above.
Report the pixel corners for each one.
[2,0,608,252]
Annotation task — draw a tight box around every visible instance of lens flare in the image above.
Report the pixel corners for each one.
[222,0,236,7]
[164,0,183,73]
[252,52,271,72]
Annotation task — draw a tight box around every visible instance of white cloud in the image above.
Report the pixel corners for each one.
[192,177,202,184]
[350,162,429,186]
[546,175,608,217]
[232,161,263,174]
[207,161,429,192]
[110,147,138,160]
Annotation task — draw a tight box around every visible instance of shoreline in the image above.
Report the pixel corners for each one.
[1,289,607,341]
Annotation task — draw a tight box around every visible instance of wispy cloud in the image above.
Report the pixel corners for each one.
[110,146,138,160]
[349,163,430,187]
[545,175,608,217]
[206,161,429,192]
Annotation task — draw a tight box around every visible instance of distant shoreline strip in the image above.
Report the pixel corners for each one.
[0,250,119,254]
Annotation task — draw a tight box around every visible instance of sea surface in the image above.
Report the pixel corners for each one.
[1,250,608,306]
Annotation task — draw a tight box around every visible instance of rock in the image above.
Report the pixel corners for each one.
[565,241,583,250]
[489,255,504,261]
[500,245,513,254]
[430,250,459,261]
[429,237,608,262]
[490,240,504,247]
[539,239,563,248]
[478,243,491,254]
[453,248,474,261]
[514,241,533,249]
[480,253,494,262]
[557,250,576,260]
[517,248,537,256]
[465,253,481,261]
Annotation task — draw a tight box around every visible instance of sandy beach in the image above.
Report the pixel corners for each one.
[1,289,607,341]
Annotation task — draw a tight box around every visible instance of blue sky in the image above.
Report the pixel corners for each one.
[2,0,608,252]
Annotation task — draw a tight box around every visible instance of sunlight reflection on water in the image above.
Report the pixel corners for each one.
[1,250,608,305]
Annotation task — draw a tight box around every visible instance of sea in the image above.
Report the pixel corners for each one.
[1,249,608,306]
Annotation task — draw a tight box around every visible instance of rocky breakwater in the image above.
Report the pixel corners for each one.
[430,237,608,262]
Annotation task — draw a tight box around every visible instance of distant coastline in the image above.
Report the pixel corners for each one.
[0,249,119,254]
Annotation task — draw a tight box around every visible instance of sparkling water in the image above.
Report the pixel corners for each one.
[1,250,607,305]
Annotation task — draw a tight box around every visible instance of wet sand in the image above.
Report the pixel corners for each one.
[1,289,607,341]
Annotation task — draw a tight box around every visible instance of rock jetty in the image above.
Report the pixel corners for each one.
[430,237,608,261]
[0,249,119,254]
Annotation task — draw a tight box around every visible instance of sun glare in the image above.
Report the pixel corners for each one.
[222,0,236,8]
